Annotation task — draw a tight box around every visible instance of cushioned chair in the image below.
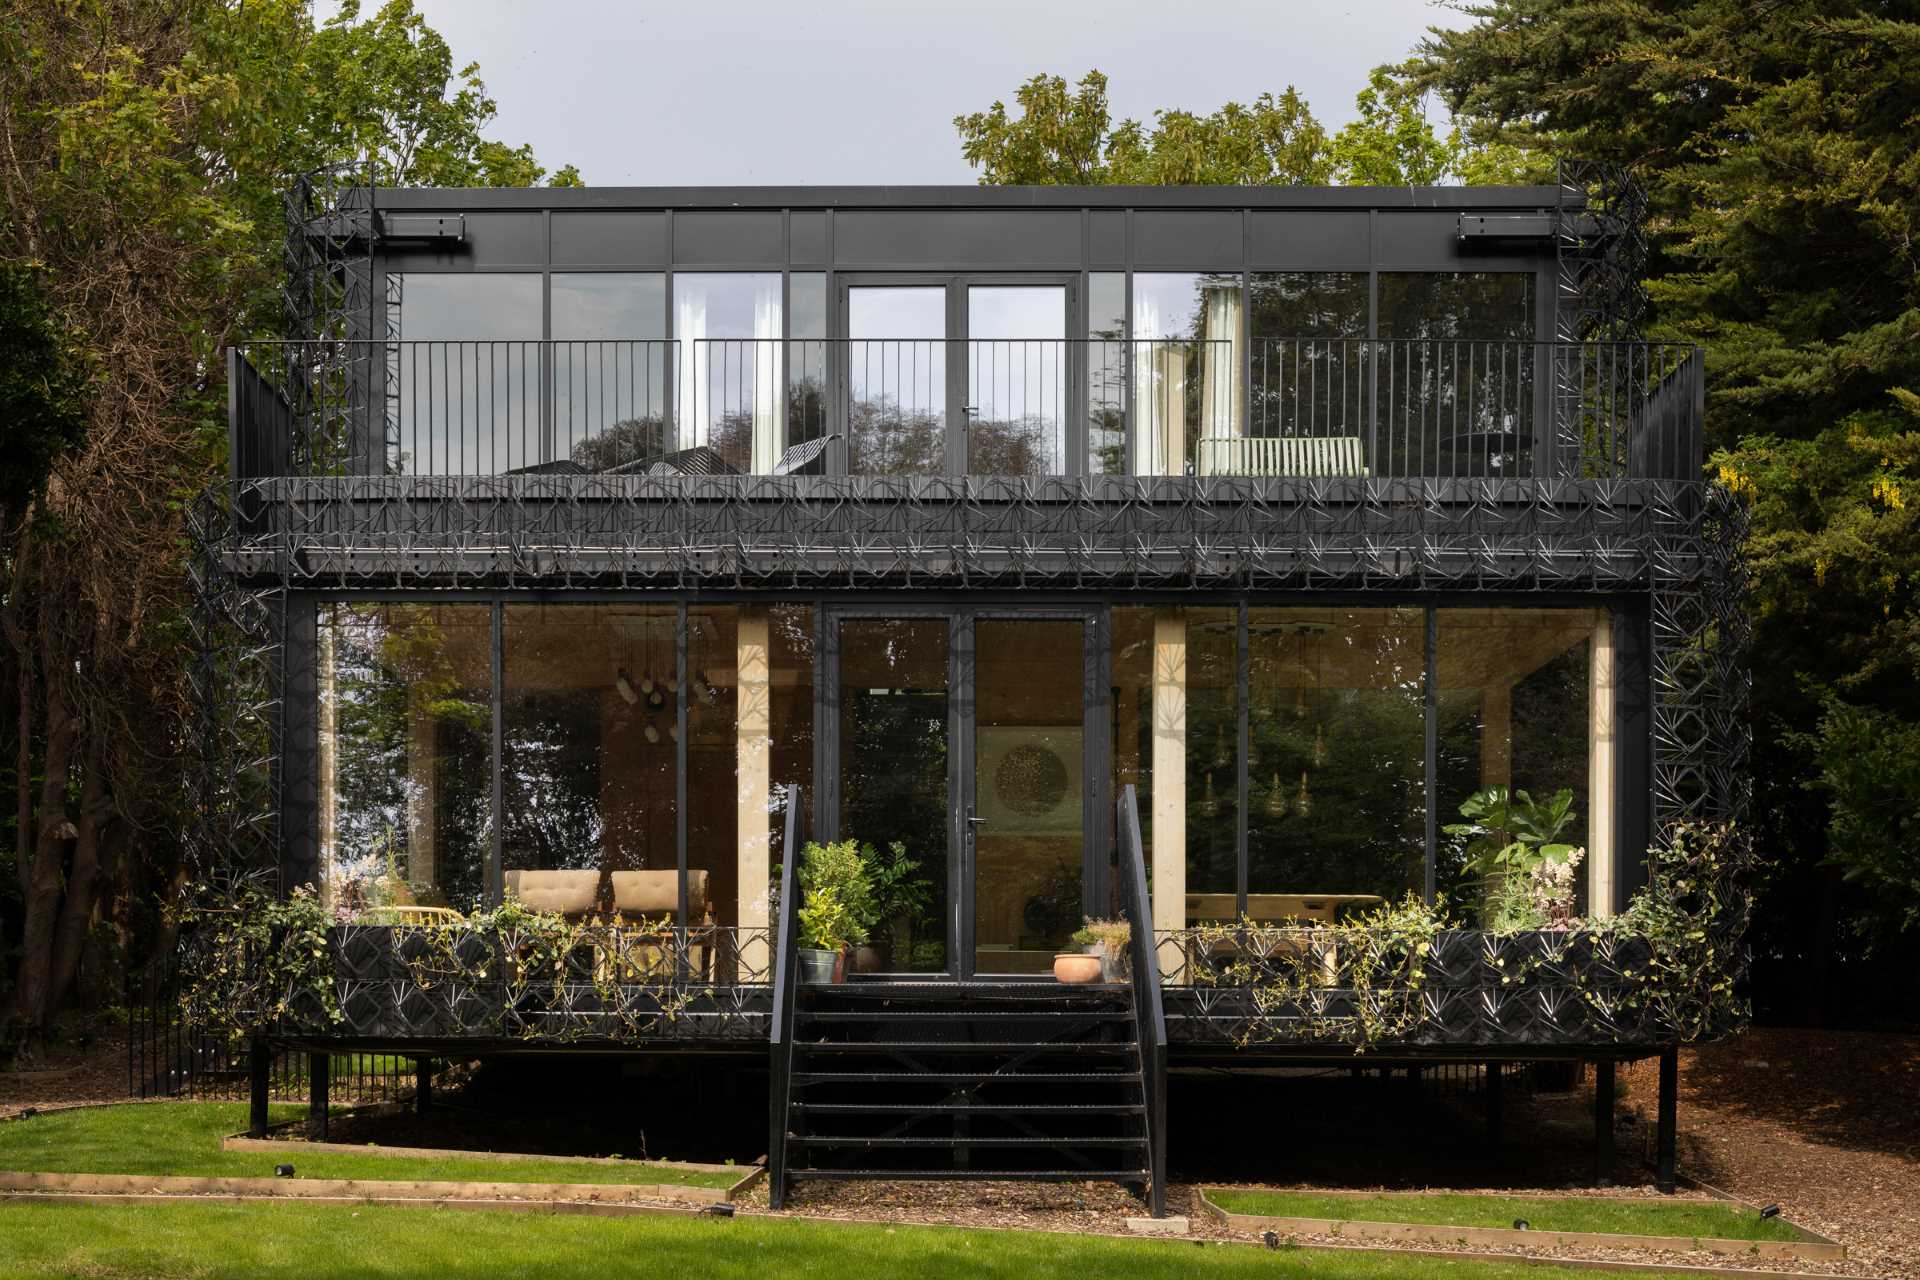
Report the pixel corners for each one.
[610,869,714,981]
[503,869,600,918]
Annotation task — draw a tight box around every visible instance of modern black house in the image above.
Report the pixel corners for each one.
[188,165,1747,1213]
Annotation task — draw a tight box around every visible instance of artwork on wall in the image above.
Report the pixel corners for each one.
[976,726,1083,834]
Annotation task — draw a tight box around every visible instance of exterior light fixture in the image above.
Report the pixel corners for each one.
[1512,1219,1529,1231]
[1760,1204,1782,1220]
[275,1164,295,1178]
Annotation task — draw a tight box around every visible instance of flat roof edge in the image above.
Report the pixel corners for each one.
[370,184,1573,212]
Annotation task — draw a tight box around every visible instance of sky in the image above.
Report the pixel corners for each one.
[331,0,1470,187]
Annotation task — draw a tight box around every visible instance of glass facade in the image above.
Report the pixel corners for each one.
[318,604,493,916]
[315,600,1614,972]
[551,273,667,469]
[1131,273,1242,476]
[674,273,784,472]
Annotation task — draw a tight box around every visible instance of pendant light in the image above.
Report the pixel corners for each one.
[1313,722,1327,767]
[1264,770,1288,818]
[1199,771,1219,819]
[1294,769,1313,818]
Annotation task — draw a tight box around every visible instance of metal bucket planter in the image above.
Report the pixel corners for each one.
[798,948,844,984]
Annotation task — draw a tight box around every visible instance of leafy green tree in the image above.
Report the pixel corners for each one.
[1415,1,1920,1020]
[956,67,1543,188]
[956,71,1335,185]
[0,0,573,1056]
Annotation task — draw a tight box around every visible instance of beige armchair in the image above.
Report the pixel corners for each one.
[504,869,600,918]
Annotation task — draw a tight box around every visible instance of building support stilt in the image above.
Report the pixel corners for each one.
[308,1051,330,1142]
[1592,1059,1616,1187]
[248,1037,271,1137]
[1656,1046,1679,1193]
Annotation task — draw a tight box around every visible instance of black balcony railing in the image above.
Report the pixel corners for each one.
[229,337,1702,484]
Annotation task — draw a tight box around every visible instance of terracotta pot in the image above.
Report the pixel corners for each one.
[1053,952,1103,984]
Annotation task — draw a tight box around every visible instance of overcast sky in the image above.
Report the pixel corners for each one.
[339,0,1469,187]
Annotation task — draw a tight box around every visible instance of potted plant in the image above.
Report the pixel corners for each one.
[852,841,930,972]
[1443,786,1585,932]
[1072,918,1133,982]
[795,839,874,984]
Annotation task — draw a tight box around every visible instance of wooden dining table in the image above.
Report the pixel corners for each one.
[1181,893,1387,984]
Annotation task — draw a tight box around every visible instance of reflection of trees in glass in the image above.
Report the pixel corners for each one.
[1246,617,1426,901]
[501,688,605,871]
[327,605,490,912]
[1377,273,1537,476]
[848,395,943,477]
[966,415,1051,476]
[570,416,664,470]
[1249,273,1369,442]
[841,690,948,970]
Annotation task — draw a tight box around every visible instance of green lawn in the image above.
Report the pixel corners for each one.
[0,1104,737,1189]
[1205,1188,1799,1242]
[0,1200,1712,1280]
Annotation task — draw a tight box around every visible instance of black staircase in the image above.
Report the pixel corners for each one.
[766,785,1168,1215]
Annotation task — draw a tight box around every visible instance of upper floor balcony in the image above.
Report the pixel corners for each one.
[229,335,1703,487]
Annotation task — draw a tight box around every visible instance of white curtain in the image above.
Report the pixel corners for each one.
[1132,294,1184,476]
[675,292,708,450]
[1200,284,1242,444]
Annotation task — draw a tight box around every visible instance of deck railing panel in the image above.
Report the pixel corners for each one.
[229,338,1703,484]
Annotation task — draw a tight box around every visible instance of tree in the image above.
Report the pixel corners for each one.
[955,68,1545,188]
[1415,1,1920,1022]
[956,71,1335,185]
[0,0,575,1057]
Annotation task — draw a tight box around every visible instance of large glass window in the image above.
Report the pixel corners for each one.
[787,275,829,463]
[838,617,950,972]
[1132,273,1242,475]
[846,287,947,476]
[1436,609,1601,922]
[319,604,493,916]
[1377,273,1538,477]
[1249,272,1369,451]
[551,273,667,471]
[387,274,541,475]
[1087,273,1127,476]
[676,273,783,472]
[501,605,678,914]
[1246,607,1427,911]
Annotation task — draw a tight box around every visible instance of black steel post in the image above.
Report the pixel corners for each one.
[308,1051,330,1142]
[1484,1061,1504,1147]
[1592,1060,1616,1187]
[415,1058,432,1115]
[248,1037,272,1137]
[1656,1047,1678,1193]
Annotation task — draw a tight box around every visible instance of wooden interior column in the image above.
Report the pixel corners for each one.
[1151,611,1186,973]
[736,606,772,974]
[1587,615,1617,917]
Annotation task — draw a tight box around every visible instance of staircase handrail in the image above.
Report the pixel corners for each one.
[1115,783,1168,1217]
[766,783,805,1209]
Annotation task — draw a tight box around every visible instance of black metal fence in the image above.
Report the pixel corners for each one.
[230,338,1701,484]
[126,950,416,1105]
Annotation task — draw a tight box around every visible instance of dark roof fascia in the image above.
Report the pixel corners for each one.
[371,185,1573,213]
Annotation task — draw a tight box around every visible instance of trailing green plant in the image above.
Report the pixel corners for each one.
[173,885,340,1045]
[1188,893,1446,1052]
[1444,787,1583,931]
[1586,821,1753,1041]
[795,839,874,954]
